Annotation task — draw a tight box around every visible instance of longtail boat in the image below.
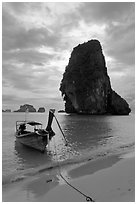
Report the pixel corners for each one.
[15,109,55,153]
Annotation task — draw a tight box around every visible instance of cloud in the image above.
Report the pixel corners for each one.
[2,2,135,111]
[2,13,60,51]
[105,22,135,66]
[3,49,53,66]
[79,2,134,24]
[77,2,135,66]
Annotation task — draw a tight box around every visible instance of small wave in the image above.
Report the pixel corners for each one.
[11,175,27,183]
[2,174,27,185]
[119,142,135,149]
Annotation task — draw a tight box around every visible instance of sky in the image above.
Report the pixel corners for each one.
[2,2,135,112]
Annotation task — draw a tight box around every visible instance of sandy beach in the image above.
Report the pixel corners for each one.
[2,150,135,202]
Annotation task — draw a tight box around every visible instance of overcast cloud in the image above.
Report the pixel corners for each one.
[2,2,135,111]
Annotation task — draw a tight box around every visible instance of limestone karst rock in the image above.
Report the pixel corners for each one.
[14,104,36,112]
[60,39,131,115]
[38,107,45,112]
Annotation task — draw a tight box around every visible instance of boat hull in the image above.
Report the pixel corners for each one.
[16,132,48,152]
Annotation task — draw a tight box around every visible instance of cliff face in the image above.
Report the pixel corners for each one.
[60,40,131,115]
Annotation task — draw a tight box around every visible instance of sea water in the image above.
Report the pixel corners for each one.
[2,111,135,185]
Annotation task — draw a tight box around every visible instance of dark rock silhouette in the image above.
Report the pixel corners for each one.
[58,110,65,113]
[2,109,11,112]
[14,104,36,112]
[60,39,131,115]
[38,107,45,112]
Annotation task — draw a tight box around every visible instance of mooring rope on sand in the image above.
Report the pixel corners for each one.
[53,113,95,202]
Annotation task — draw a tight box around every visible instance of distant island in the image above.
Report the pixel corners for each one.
[2,109,11,112]
[60,39,131,115]
[2,106,66,113]
[14,104,36,112]
[38,107,45,113]
[58,110,65,113]
[12,104,46,113]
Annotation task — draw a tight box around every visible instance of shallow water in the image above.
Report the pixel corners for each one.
[2,111,135,185]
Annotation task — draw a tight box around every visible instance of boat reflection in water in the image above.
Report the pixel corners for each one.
[14,139,53,169]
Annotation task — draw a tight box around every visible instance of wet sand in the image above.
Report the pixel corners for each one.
[2,151,135,202]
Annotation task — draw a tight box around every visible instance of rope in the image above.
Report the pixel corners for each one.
[53,114,68,146]
[52,119,95,202]
[59,173,94,202]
